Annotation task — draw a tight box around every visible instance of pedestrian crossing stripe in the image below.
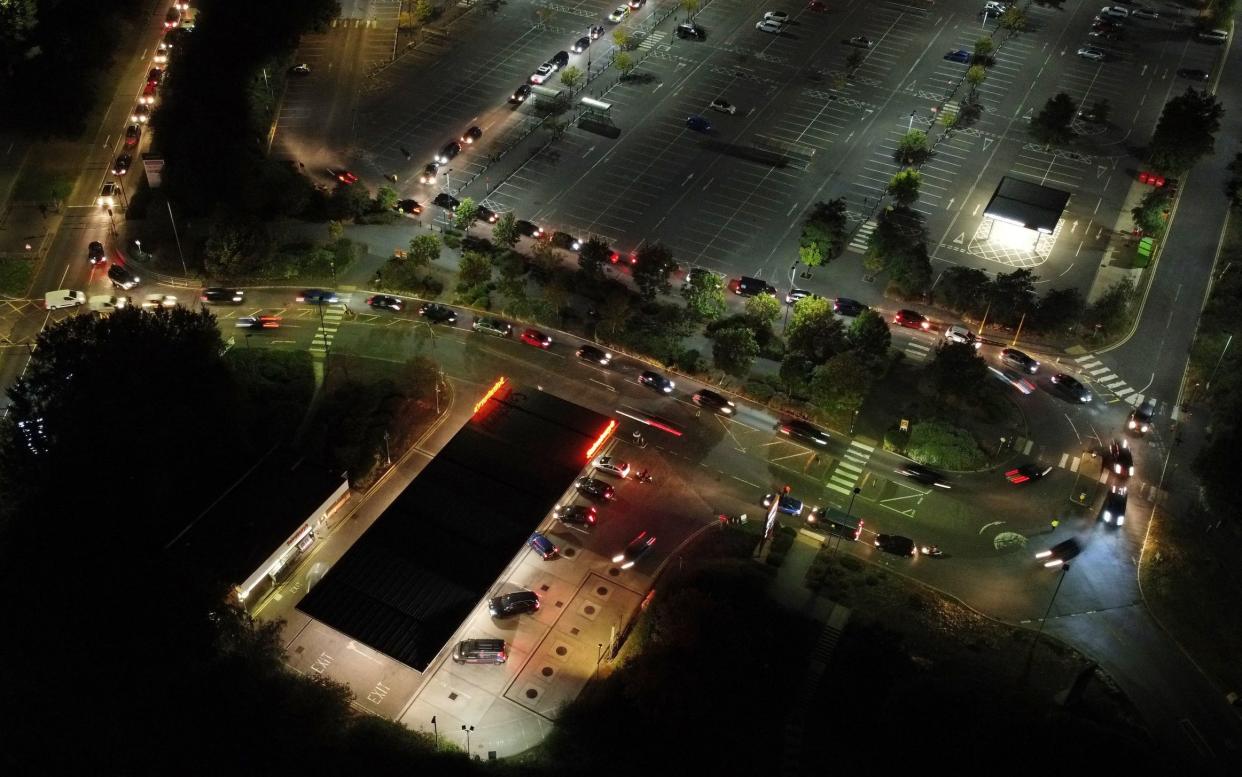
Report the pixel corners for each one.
[826,440,874,496]
[847,220,876,253]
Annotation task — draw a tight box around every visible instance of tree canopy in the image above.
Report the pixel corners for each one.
[785,296,848,364]
[1148,88,1224,173]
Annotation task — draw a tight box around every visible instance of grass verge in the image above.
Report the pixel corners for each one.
[0,257,35,297]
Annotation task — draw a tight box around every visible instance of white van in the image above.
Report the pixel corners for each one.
[1197,28,1229,42]
[44,290,86,310]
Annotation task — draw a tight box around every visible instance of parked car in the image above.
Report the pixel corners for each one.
[489,590,540,617]
[893,309,931,330]
[554,503,597,527]
[593,455,631,478]
[575,476,616,501]
[529,532,559,560]
[419,303,457,324]
[710,98,737,114]
[943,49,972,63]
[686,115,712,132]
[874,534,917,557]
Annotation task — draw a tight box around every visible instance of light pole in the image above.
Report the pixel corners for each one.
[166,201,189,277]
[907,110,917,133]
[1023,563,1070,682]
[782,261,798,333]
[106,208,117,238]
[444,167,453,193]
[383,430,392,466]
[1205,333,1233,391]
[134,239,143,262]
[431,716,438,748]
[461,724,474,755]
[846,485,861,518]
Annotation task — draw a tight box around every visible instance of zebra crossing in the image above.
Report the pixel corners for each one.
[903,338,933,362]
[826,439,875,497]
[637,30,667,51]
[309,303,347,357]
[846,219,875,253]
[1072,354,1147,406]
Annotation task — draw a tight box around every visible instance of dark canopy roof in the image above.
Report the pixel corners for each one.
[983,176,1071,234]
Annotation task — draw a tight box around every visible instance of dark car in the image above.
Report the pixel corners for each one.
[762,492,804,516]
[436,141,461,164]
[1005,463,1053,484]
[419,163,440,184]
[846,35,873,48]
[433,192,461,210]
[297,289,339,304]
[638,370,675,394]
[1050,372,1092,403]
[201,287,245,304]
[516,219,544,238]
[476,205,500,224]
[576,345,612,365]
[1108,439,1134,478]
[777,418,830,446]
[676,22,706,40]
[692,389,735,415]
[87,241,106,265]
[550,50,569,68]
[893,309,931,330]
[1035,538,1081,568]
[124,124,142,146]
[554,503,597,527]
[575,476,615,501]
[833,297,866,316]
[612,531,656,570]
[729,276,777,296]
[461,125,483,144]
[107,263,140,290]
[235,315,281,330]
[147,67,164,86]
[1001,347,1039,374]
[1177,68,1210,81]
[551,231,582,251]
[529,532,559,560]
[395,199,423,215]
[944,49,972,63]
[489,590,540,617]
[1100,485,1128,526]
[874,534,917,557]
[520,328,552,348]
[895,463,951,489]
[1127,399,1155,435]
[419,303,457,324]
[112,153,132,176]
[686,115,712,132]
[571,36,591,53]
[367,294,403,312]
[509,84,532,103]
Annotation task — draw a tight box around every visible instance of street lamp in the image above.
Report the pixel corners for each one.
[782,261,798,333]
[134,239,143,262]
[907,110,917,133]
[461,724,474,754]
[1022,563,1071,682]
[383,430,392,466]
[443,167,453,193]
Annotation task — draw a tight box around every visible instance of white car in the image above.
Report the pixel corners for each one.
[142,294,178,309]
[1131,8,1158,20]
[983,1,1009,11]
[944,325,980,349]
[988,365,1034,395]
[1077,47,1106,62]
[44,290,86,310]
[593,455,631,478]
[529,63,555,84]
[756,19,784,33]
[763,10,790,24]
[607,5,628,22]
[1099,5,1128,18]
[709,98,737,114]
[97,181,118,208]
[88,295,130,313]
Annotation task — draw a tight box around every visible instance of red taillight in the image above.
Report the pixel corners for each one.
[609,252,620,263]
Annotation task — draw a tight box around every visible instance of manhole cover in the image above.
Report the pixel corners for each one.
[541,666,553,677]
[555,646,567,656]
[526,688,539,698]
[563,547,577,557]
[584,604,596,615]
[596,585,609,595]
[608,568,619,577]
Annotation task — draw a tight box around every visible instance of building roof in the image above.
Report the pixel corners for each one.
[983,176,1071,234]
[168,447,347,588]
[297,381,613,670]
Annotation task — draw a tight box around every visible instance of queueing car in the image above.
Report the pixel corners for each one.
[1100,485,1127,526]
[520,328,552,348]
[296,289,338,304]
[692,389,735,415]
[834,298,866,316]
[367,294,404,312]
[894,309,931,330]
[1000,347,1039,374]
[777,419,830,446]
[87,241,106,265]
[638,370,675,394]
[576,345,613,365]
[1005,463,1053,484]
[1108,439,1134,479]
[607,5,629,22]
[473,317,512,337]
[107,264,140,290]
[1127,399,1155,435]
[419,303,457,324]
[201,287,245,304]
[1050,373,1092,403]
[874,534,917,557]
[762,492,804,516]
[554,503,597,527]
[944,325,980,349]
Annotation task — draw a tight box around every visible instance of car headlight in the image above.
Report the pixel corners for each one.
[1103,511,1114,523]
[1127,418,1137,429]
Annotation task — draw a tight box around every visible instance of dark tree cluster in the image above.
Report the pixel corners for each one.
[935,266,1087,335]
[866,205,932,297]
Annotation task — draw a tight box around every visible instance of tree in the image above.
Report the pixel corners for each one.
[895,130,930,166]
[453,197,479,230]
[374,186,399,212]
[632,242,676,302]
[965,64,987,91]
[928,342,989,403]
[888,240,932,297]
[579,236,611,281]
[712,326,759,377]
[457,250,492,290]
[846,49,864,74]
[848,309,892,363]
[887,169,921,206]
[528,240,561,281]
[866,206,925,276]
[744,293,781,330]
[414,0,434,23]
[779,354,815,397]
[615,52,636,78]
[1029,287,1084,334]
[988,269,1037,327]
[407,233,441,269]
[1031,92,1077,146]
[973,36,994,60]
[613,29,630,49]
[810,351,871,415]
[1227,152,1242,206]
[327,220,344,243]
[492,212,520,248]
[1000,6,1028,31]
[599,291,631,337]
[328,183,372,220]
[1087,278,1135,338]
[936,266,991,317]
[204,211,270,278]
[680,0,700,18]
[1084,98,1110,124]
[1131,187,1175,236]
[560,65,584,88]
[800,198,848,266]
[1149,88,1224,173]
[785,296,847,364]
[681,268,727,321]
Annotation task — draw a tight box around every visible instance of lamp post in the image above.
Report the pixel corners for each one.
[782,261,798,333]
[1205,333,1233,391]
[1023,563,1070,682]
[106,208,117,238]
[461,725,474,755]
[166,201,189,277]
[907,110,917,132]
[134,239,143,262]
[383,430,392,466]
[431,716,438,748]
